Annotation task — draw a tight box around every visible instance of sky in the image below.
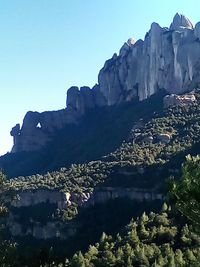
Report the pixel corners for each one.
[0,0,200,155]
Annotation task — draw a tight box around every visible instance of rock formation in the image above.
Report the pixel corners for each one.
[157,133,171,144]
[10,187,163,210]
[11,189,71,209]
[163,92,196,108]
[8,187,164,239]
[11,13,200,153]
[8,216,77,240]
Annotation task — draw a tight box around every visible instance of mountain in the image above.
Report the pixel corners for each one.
[9,13,200,154]
[2,13,200,266]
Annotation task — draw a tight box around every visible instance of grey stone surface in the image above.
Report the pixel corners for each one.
[170,13,194,31]
[12,187,164,210]
[97,13,200,104]
[163,93,196,108]
[157,133,171,144]
[11,108,80,152]
[8,187,164,239]
[8,219,77,240]
[143,136,154,143]
[84,187,164,207]
[11,189,71,209]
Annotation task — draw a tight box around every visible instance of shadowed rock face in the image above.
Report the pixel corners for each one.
[11,108,80,152]
[8,187,164,239]
[11,13,200,153]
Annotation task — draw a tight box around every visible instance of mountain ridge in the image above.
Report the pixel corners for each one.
[10,13,200,153]
[2,14,200,265]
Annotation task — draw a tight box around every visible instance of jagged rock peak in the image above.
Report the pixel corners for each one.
[10,13,200,153]
[127,38,135,46]
[119,38,136,57]
[170,13,194,31]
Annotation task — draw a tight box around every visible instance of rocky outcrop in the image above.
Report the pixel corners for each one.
[170,13,194,31]
[8,187,164,239]
[143,136,154,143]
[10,108,81,152]
[11,13,200,152]
[157,133,171,144]
[11,189,71,209]
[163,93,196,108]
[11,85,107,153]
[10,189,92,209]
[98,13,200,104]
[8,217,77,240]
[85,187,164,207]
[11,187,164,210]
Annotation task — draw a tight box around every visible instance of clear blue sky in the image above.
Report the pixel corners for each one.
[0,0,200,155]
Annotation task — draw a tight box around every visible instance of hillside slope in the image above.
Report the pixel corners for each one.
[3,89,200,262]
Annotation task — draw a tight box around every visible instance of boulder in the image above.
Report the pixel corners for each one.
[143,136,154,143]
[157,133,171,144]
[163,93,196,108]
[119,38,135,57]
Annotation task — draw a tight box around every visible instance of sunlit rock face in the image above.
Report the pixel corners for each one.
[11,13,200,152]
[98,13,200,104]
[170,13,194,31]
[163,92,196,108]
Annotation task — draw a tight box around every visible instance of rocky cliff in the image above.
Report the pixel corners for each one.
[8,187,164,239]
[11,13,200,153]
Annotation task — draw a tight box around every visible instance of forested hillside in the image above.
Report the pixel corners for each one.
[0,89,199,266]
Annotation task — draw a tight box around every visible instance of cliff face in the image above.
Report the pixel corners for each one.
[11,13,200,153]
[8,187,164,239]
[10,187,164,209]
[98,13,200,103]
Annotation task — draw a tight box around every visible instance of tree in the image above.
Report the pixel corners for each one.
[170,155,200,227]
[0,171,18,266]
[70,252,88,267]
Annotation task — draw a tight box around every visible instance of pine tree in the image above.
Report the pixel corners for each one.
[175,249,185,266]
[0,171,18,267]
[70,252,87,267]
[170,155,200,228]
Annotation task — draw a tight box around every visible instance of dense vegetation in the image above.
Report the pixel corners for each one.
[63,206,200,267]
[0,91,165,178]
[13,206,200,267]
[170,154,200,229]
[2,89,200,266]
[4,154,200,266]
[0,172,17,266]
[7,89,200,195]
